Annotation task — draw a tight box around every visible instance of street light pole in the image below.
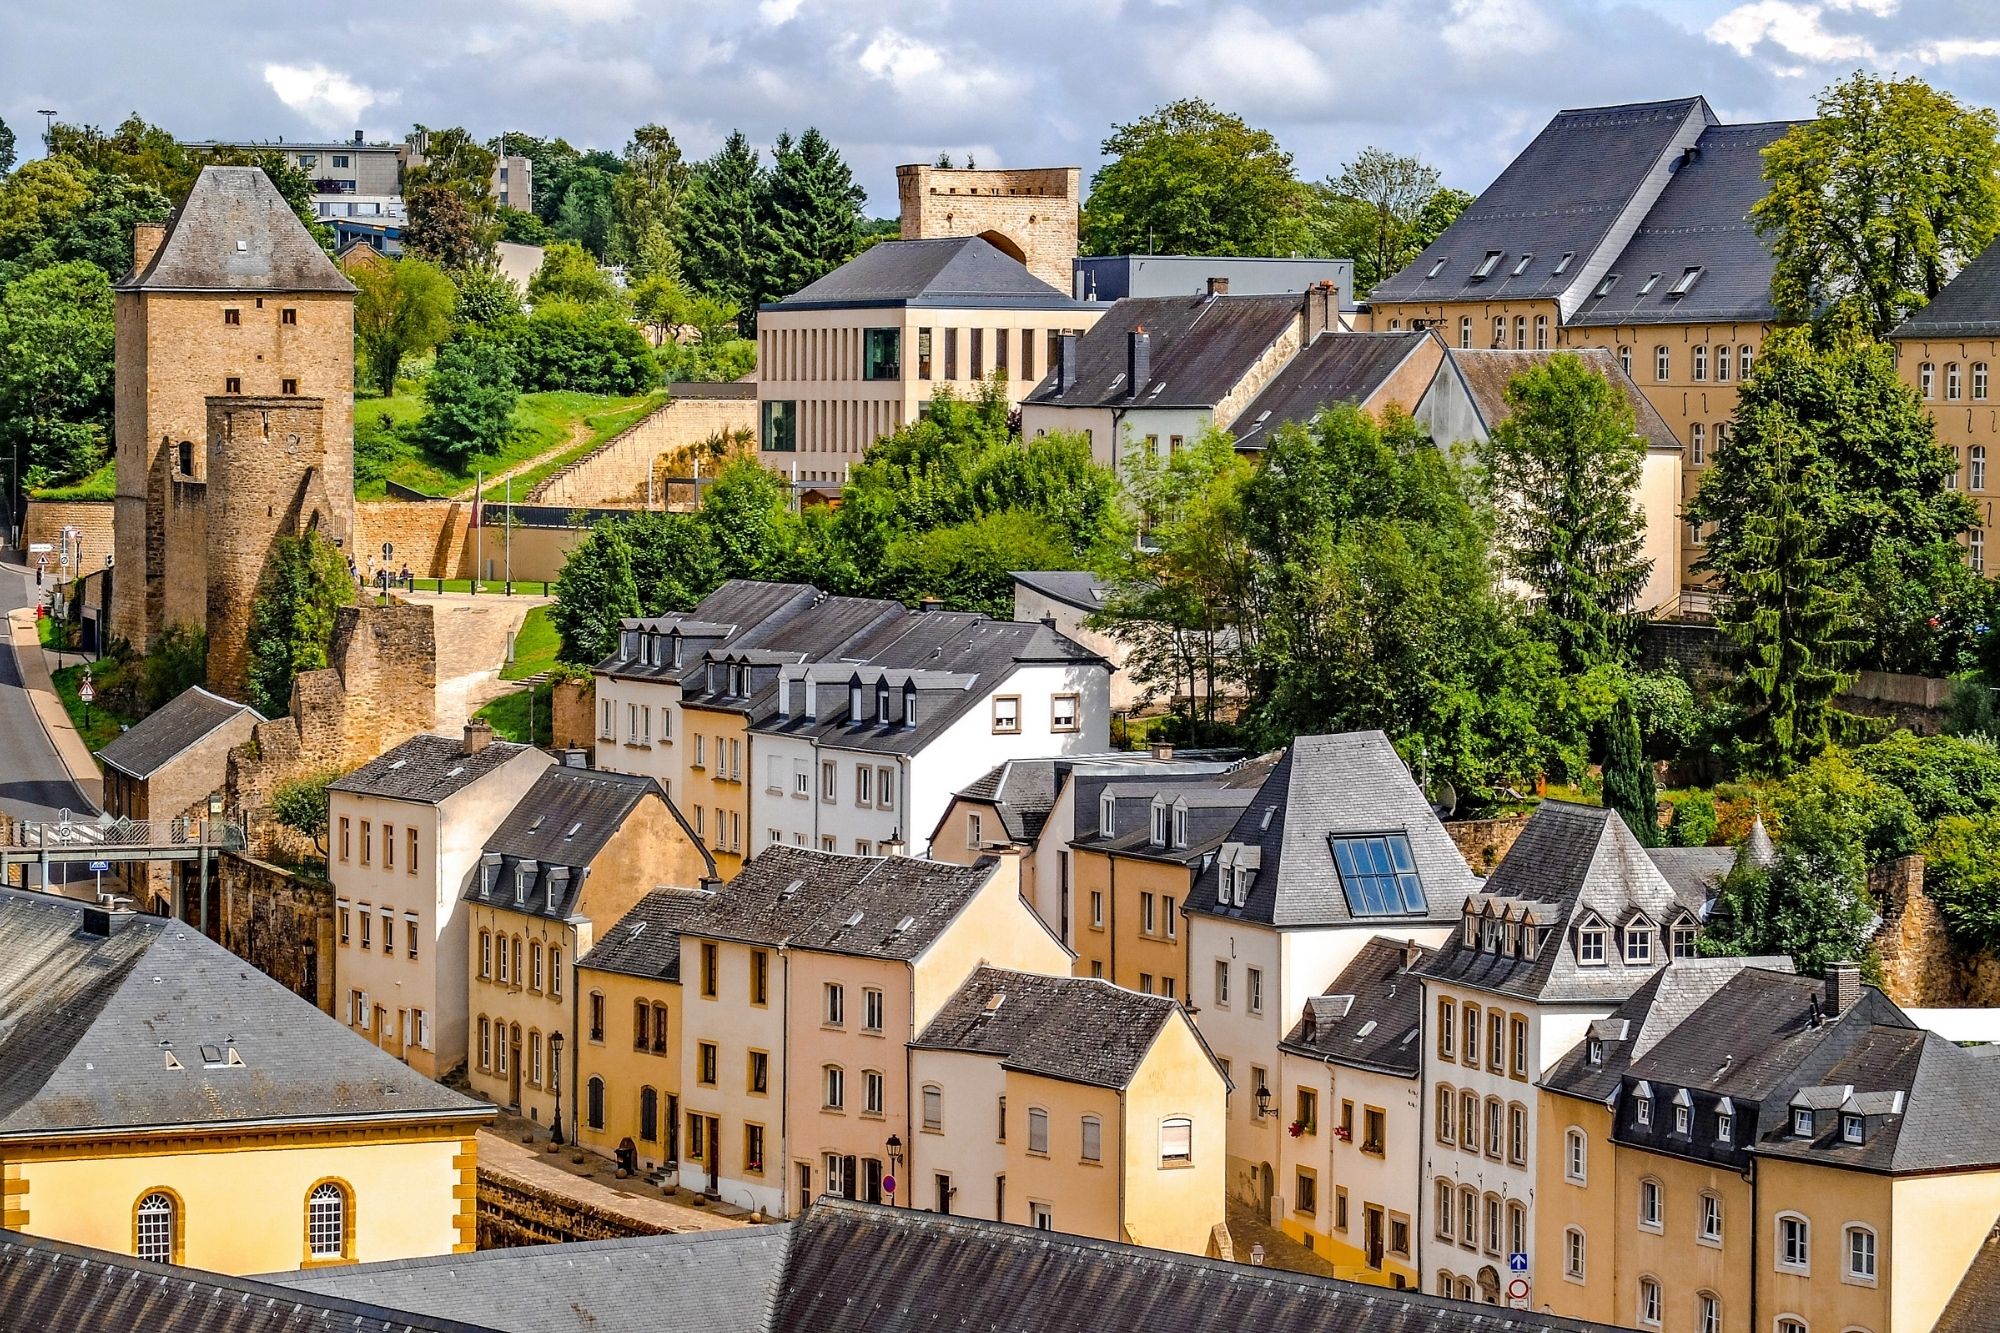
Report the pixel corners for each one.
[549,1030,566,1146]
[198,790,221,936]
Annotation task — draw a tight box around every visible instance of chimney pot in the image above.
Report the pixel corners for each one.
[463,720,493,756]
[1151,742,1174,761]
[355,129,366,145]
[1206,276,1229,297]
[1825,961,1862,1017]
[132,222,167,276]
[920,597,944,613]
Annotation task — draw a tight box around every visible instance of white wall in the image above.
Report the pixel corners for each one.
[591,674,683,800]
[907,1048,1008,1216]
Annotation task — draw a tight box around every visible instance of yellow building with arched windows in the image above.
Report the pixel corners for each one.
[0,887,489,1275]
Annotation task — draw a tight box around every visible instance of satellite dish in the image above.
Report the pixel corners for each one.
[1432,780,1458,820]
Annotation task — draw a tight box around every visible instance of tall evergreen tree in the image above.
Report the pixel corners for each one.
[679,131,768,320]
[612,124,691,272]
[759,128,865,304]
[1602,692,1657,844]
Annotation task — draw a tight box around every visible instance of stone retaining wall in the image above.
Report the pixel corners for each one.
[529,396,757,509]
[22,499,115,570]
[355,499,474,580]
[218,851,333,1013]
[475,1167,672,1248]
[1443,814,1532,875]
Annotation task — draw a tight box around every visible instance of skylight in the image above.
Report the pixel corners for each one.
[1470,251,1503,281]
[1426,258,1448,279]
[1595,274,1619,298]
[1510,254,1533,277]
[1638,273,1662,295]
[1553,252,1575,275]
[1668,266,1704,297]
[1328,833,1428,916]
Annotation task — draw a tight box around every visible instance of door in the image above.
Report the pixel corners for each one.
[509,1028,523,1107]
[797,1161,813,1212]
[1365,1206,1385,1269]
[863,1157,883,1204]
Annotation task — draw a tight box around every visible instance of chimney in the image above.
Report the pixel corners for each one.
[1151,742,1174,761]
[1206,276,1230,297]
[562,747,588,769]
[920,597,944,613]
[132,222,167,275]
[1305,280,1336,343]
[354,129,366,145]
[1126,327,1151,397]
[1403,938,1423,972]
[1058,332,1081,394]
[1040,613,1057,629]
[462,720,493,755]
[1825,962,1863,1017]
[77,907,112,939]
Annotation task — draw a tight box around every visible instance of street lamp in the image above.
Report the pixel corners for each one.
[549,1030,566,1147]
[885,1134,903,1206]
[1254,1080,1275,1119]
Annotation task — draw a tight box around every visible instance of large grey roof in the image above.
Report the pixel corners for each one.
[1420,801,1704,1004]
[331,732,544,804]
[0,1231,501,1333]
[1226,332,1435,449]
[576,887,716,981]
[120,166,354,294]
[1567,121,1795,327]
[682,845,1003,961]
[1280,936,1436,1077]
[1643,845,1738,906]
[1070,758,1278,868]
[270,1228,791,1333]
[1373,98,1712,311]
[1022,293,1301,409]
[470,768,708,921]
[956,758,1063,844]
[1188,731,1479,930]
[766,237,1089,311]
[0,888,484,1139]
[1010,569,1110,614]
[913,966,1208,1090]
[596,581,824,683]
[1938,1216,2000,1333]
[1433,348,1682,452]
[97,685,262,780]
[1895,236,2000,339]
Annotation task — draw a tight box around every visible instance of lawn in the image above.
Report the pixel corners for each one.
[475,681,555,746]
[502,605,560,681]
[51,658,139,754]
[30,459,116,502]
[355,390,667,501]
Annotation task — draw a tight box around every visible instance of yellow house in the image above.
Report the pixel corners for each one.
[1536,960,2000,1333]
[465,766,712,1138]
[909,965,1229,1255]
[1892,243,2000,573]
[573,887,713,1174]
[0,886,488,1274]
[675,844,1070,1218]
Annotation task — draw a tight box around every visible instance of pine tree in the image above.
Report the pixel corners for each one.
[759,128,865,306]
[678,131,768,324]
[1601,692,1657,844]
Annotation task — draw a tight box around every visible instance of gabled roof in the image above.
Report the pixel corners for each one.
[1071,758,1279,867]
[1938,1215,2000,1333]
[575,887,715,982]
[1373,98,1714,314]
[956,758,1063,844]
[1021,293,1300,409]
[471,769,708,921]
[330,732,544,804]
[1567,121,1795,327]
[680,845,1002,961]
[1433,347,1681,452]
[766,237,1089,311]
[1226,332,1435,449]
[120,166,354,294]
[597,581,823,682]
[914,966,1213,1090]
[1188,731,1479,930]
[0,888,484,1139]
[97,685,262,780]
[1280,936,1436,1077]
[1894,237,2000,339]
[1644,845,1737,907]
[1011,569,1110,614]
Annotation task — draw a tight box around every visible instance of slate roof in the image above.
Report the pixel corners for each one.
[1279,936,1436,1077]
[914,966,1215,1090]
[1568,121,1795,327]
[0,1231,500,1333]
[1070,758,1278,868]
[270,1228,791,1333]
[945,752,1245,848]
[576,887,716,982]
[330,732,543,804]
[956,757,1062,844]
[681,845,1003,960]
[1937,1215,2000,1333]
[1188,731,1479,930]
[1894,235,2000,338]
[97,685,262,780]
[766,237,1089,311]
[1226,332,1435,449]
[120,166,355,294]
[470,768,707,921]
[1021,293,1301,409]
[1432,347,1683,452]
[1419,801,1704,1005]
[0,888,484,1139]
[1011,568,1110,614]
[597,580,823,683]
[1373,98,1712,312]
[1643,845,1737,908]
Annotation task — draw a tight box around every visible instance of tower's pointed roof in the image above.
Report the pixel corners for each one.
[1739,813,1777,871]
[120,165,354,294]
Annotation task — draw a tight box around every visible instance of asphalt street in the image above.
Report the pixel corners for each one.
[0,557,93,830]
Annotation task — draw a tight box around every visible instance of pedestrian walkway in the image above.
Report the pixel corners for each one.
[478,1109,757,1235]
[3,601,99,811]
[1225,1197,1339,1279]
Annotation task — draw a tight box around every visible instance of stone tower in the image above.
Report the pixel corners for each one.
[112,166,356,657]
[896,164,1080,291]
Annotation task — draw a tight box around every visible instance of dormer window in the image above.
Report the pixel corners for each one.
[1462,910,1479,947]
[1231,865,1250,908]
[1841,1113,1864,1145]
[671,634,683,668]
[1171,803,1188,849]
[1595,274,1619,298]
[1624,923,1654,964]
[1673,1089,1693,1135]
[1471,251,1503,281]
[1717,1107,1734,1143]
[876,681,890,721]
[1577,922,1607,965]
[849,679,864,719]
[1481,918,1503,952]
[1634,1090,1653,1128]
[1586,1038,1604,1065]
[1792,1107,1814,1137]
[1521,924,1542,961]
[1671,916,1698,958]
[1149,800,1168,848]
[621,629,637,659]
[1101,793,1116,837]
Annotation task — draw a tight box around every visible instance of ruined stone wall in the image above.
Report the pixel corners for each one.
[1444,814,1532,875]
[551,679,595,751]
[1872,855,2000,1007]
[526,396,757,509]
[355,499,474,580]
[896,164,1080,291]
[219,851,334,1013]
[475,1168,671,1248]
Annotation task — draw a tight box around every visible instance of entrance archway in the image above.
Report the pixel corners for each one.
[976,229,1027,266]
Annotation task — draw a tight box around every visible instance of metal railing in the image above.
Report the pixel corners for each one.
[3,811,246,852]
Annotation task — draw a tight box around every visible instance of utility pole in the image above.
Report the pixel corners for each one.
[473,470,483,594]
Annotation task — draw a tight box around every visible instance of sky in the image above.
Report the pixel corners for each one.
[6,0,2000,212]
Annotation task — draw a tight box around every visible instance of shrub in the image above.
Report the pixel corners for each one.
[140,623,207,712]
[1851,729,2000,829]
[416,337,519,464]
[1924,812,2000,953]
[270,767,341,853]
[1668,790,1718,847]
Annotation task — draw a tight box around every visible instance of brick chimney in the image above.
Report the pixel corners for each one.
[1825,961,1863,1016]
[132,222,167,275]
[463,719,493,756]
[1305,280,1336,343]
[1126,326,1151,397]
[1206,276,1230,297]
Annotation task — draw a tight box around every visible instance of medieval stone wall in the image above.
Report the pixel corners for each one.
[1872,854,2000,1007]
[526,396,758,509]
[475,1168,671,1248]
[896,164,1080,291]
[21,500,115,574]
[1443,814,1532,875]
[219,851,334,1012]
[551,679,595,751]
[355,499,474,580]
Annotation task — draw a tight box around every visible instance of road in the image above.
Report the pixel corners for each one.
[0,557,93,832]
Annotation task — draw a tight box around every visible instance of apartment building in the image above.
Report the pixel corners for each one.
[465,766,712,1132]
[1892,240,2000,571]
[1369,98,1796,599]
[1277,937,1437,1290]
[1539,961,2000,1333]
[908,966,1228,1254]
[674,846,1068,1217]
[1183,730,1480,1215]
[329,724,550,1078]
[1415,801,1708,1304]
[757,236,1103,484]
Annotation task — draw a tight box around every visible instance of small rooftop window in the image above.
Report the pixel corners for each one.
[1841,1113,1864,1144]
[1510,254,1533,277]
[1553,252,1575,275]
[1471,251,1503,281]
[1668,266,1704,297]
[1638,273,1662,295]
[1328,833,1427,916]
[1595,274,1619,298]
[1426,257,1449,279]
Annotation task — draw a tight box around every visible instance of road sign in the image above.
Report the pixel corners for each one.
[88,860,109,872]
[27,543,50,554]
[78,678,95,703]
[881,1174,896,1196]
[1508,1252,1529,1273]
[1507,1278,1530,1308]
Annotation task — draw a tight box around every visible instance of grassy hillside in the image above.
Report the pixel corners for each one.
[355,390,666,501]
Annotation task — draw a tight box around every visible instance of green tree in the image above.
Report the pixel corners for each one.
[1852,730,2000,829]
[245,531,356,717]
[404,183,487,272]
[1310,148,1442,293]
[1923,811,2000,952]
[679,130,768,318]
[352,257,456,395]
[270,767,341,855]
[0,159,171,286]
[1484,353,1651,673]
[140,624,208,712]
[1081,99,1309,257]
[0,117,14,176]
[1773,748,1923,866]
[527,240,623,308]
[452,267,522,325]
[416,338,518,463]
[553,166,618,259]
[1601,691,1658,844]
[1755,72,2000,337]
[886,510,1071,618]
[759,129,865,302]
[1668,791,1719,847]
[46,113,191,198]
[613,124,691,271]
[0,260,116,487]
[703,456,797,580]
[550,520,641,663]
[1702,801,1875,975]
[624,510,723,613]
[1406,187,1473,257]
[498,205,553,245]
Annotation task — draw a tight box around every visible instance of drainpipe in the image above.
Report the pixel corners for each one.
[1747,1154,1760,1332]
[904,958,918,1208]
[1107,855,1117,985]
[779,946,791,1215]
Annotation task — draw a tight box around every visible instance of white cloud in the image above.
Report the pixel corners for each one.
[1443,0,1559,63]
[1827,0,1898,14]
[1914,36,2000,63]
[261,62,391,133]
[853,27,1017,104]
[759,0,804,24]
[509,0,639,20]
[1706,2,1878,61]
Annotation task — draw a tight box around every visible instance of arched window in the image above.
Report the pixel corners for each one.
[1027,1106,1050,1153]
[1435,1177,1455,1238]
[639,1086,658,1141]
[529,1030,542,1086]
[1493,315,1506,348]
[1565,1127,1587,1183]
[1619,345,1632,375]
[1639,1176,1663,1230]
[581,1076,603,1130]
[479,930,492,977]
[1508,1103,1528,1164]
[1459,1185,1477,1245]
[1459,316,1472,349]
[1483,1192,1502,1253]
[1977,362,1990,400]
[512,936,523,983]
[1693,344,1708,381]
[1921,362,1937,398]
[651,1002,669,1054]
[531,941,544,991]
[1655,345,1671,381]
[135,1191,178,1264]
[1507,1200,1527,1256]
[922,1084,943,1132]
[1700,1190,1723,1242]
[1535,314,1549,350]
[824,1065,845,1110]
[1485,1097,1503,1158]
[1717,343,1733,381]
[1697,1292,1721,1333]
[1972,445,1986,492]
[1638,1275,1662,1326]
[1740,343,1755,375]
[1949,362,1963,400]
[1461,1090,1479,1150]
[1437,1270,1455,1296]
[1691,421,1705,464]
[1159,1115,1191,1164]
[1777,1319,1807,1333]
[306,1181,350,1260]
[1845,1224,1877,1281]
[1513,315,1527,349]
[1776,1212,1810,1272]
[493,931,506,982]
[1564,1226,1585,1278]
[1435,1084,1456,1143]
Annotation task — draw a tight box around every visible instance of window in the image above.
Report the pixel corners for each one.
[1021,328,1035,381]
[1246,966,1263,1013]
[1215,960,1230,1006]
[478,1017,491,1068]
[1655,345,1671,381]
[306,1182,348,1259]
[281,377,299,395]
[824,982,845,1027]
[966,812,984,850]
[863,1069,885,1116]
[588,992,604,1042]
[529,1030,543,1086]
[136,1191,177,1263]
[1485,1193,1502,1253]
[997,1094,1007,1142]
[1777,1321,1806,1333]
[1142,892,1158,935]
[1778,1213,1810,1272]
[1508,1201,1527,1257]
[1740,343,1755,375]
[1436,1086,1456,1143]
[1435,1179,1455,1239]
[531,941,544,991]
[1672,919,1699,957]
[1566,1127,1587,1182]
[224,308,241,326]
[701,942,717,996]
[225,376,242,394]
[1619,344,1632,375]
[1676,1102,1692,1135]
[1327,833,1428,914]
[1090,890,1103,928]
[1949,362,1963,400]
[1028,1107,1050,1154]
[1461,1091,1479,1150]
[1793,1107,1814,1137]
[749,1049,769,1093]
[359,910,372,950]
[1691,421,1705,464]
[1510,1016,1528,1077]
[1625,923,1654,963]
[823,1065,845,1110]
[862,327,901,380]
[1489,1011,1504,1069]
[1514,315,1527,349]
[1973,445,1987,492]
[1030,1202,1053,1230]
[1922,362,1937,399]
[1535,314,1549,349]
[1486,1098,1503,1159]
[1363,1106,1385,1155]
[877,766,895,810]
[1459,315,1472,348]
[1493,315,1506,347]
[970,327,984,378]
[1698,1293,1720,1333]
[1636,1091,1653,1128]
[1639,1178,1663,1230]
[1578,923,1607,964]
[1845,1224,1877,1281]
[992,695,1020,733]
[1051,693,1079,732]
[1081,1114,1102,1163]
[1717,343,1733,381]
[584,1076,604,1130]
[1565,1227,1586,1280]
[1975,527,1987,574]
[916,1083,942,1132]
[1979,362,1990,399]
[1160,1116,1192,1164]
[698,1042,717,1086]
[761,399,797,451]
[1693,344,1708,381]
[745,1123,765,1174]
[278,307,299,327]
[1508,1104,1526,1163]
[1295,1170,1317,1215]
[856,765,873,807]
[1638,1276,1662,1327]
[1718,1107,1735,1143]
[1700,1192,1722,1243]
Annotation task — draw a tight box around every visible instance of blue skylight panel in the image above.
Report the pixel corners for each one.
[1329,833,1428,916]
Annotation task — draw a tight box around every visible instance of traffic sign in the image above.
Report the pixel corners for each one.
[882,1174,896,1196]
[88,860,109,873]
[1507,1278,1530,1308]
[78,678,95,703]
[1508,1252,1529,1273]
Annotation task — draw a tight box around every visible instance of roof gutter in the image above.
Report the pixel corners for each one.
[0,1105,492,1144]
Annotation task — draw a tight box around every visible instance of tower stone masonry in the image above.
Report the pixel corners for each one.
[896,164,1080,291]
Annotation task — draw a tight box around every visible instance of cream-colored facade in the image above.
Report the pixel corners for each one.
[680,703,752,878]
[575,962,683,1172]
[1895,334,2000,570]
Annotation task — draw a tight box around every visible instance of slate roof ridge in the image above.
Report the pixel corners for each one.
[1278,935,1436,1075]
[122,165,355,294]
[766,236,1089,311]
[97,685,265,779]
